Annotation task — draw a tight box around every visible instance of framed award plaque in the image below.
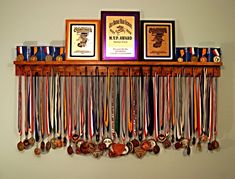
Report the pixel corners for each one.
[65,19,100,60]
[141,20,175,60]
[101,11,140,60]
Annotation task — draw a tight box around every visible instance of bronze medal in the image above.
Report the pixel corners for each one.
[80,142,90,154]
[162,138,171,149]
[208,142,213,151]
[131,139,140,148]
[201,135,208,143]
[34,147,41,156]
[23,138,30,149]
[17,141,25,151]
[134,146,146,158]
[30,55,37,61]
[92,148,103,158]
[174,141,183,150]
[98,142,106,151]
[153,144,160,154]
[141,140,151,151]
[16,54,24,61]
[56,55,63,61]
[200,56,207,62]
[211,140,219,150]
[45,55,52,61]
[56,139,63,148]
[87,142,96,153]
[191,55,198,62]
[177,57,183,62]
[111,143,125,156]
[67,145,74,155]
[213,56,221,62]
[46,141,51,152]
[40,141,45,152]
[28,137,35,146]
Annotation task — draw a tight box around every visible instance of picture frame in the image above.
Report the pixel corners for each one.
[65,19,100,60]
[141,20,175,60]
[101,11,140,60]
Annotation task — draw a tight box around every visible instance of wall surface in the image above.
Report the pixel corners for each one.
[1,0,235,179]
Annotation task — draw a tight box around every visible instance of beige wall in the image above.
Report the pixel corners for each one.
[1,0,235,178]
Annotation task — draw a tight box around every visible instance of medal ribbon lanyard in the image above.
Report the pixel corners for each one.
[153,73,159,139]
[67,74,72,142]
[24,74,30,138]
[115,71,120,138]
[208,77,214,141]
[29,70,34,136]
[18,70,23,139]
[128,68,133,138]
[148,68,154,136]
[213,77,218,140]
[39,76,45,140]
[104,68,110,134]
[45,73,51,137]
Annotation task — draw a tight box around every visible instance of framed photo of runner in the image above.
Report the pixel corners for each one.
[101,11,140,60]
[141,20,175,60]
[65,19,100,60]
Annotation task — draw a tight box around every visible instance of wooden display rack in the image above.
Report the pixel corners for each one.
[14,60,222,77]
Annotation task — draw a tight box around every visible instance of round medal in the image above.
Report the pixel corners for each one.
[17,141,25,151]
[208,142,213,151]
[177,57,183,62]
[98,142,106,151]
[46,141,51,152]
[45,55,53,61]
[72,134,79,143]
[191,55,198,62]
[153,144,160,154]
[122,146,130,155]
[211,140,220,150]
[174,141,183,150]
[40,141,45,152]
[126,142,134,153]
[213,56,221,62]
[141,140,151,151]
[34,147,41,156]
[56,55,63,61]
[200,56,207,62]
[28,137,35,146]
[67,145,74,155]
[30,55,37,61]
[92,148,103,158]
[16,54,24,61]
[158,134,166,143]
[75,146,81,155]
[23,138,30,149]
[148,139,156,151]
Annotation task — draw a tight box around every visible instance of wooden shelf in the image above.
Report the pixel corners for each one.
[14,60,222,77]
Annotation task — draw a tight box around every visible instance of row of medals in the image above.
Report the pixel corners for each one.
[17,134,220,158]
[16,54,63,62]
[16,53,220,158]
[177,55,221,63]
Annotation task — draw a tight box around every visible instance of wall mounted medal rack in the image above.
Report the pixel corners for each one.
[14,59,222,158]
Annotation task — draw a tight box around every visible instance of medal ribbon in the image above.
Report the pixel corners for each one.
[180,49,185,57]
[213,77,218,138]
[190,47,195,55]
[18,72,23,137]
[68,75,72,141]
[115,74,120,138]
[18,47,23,54]
[202,48,207,56]
[39,77,44,139]
[29,70,34,135]
[148,68,154,136]
[197,77,202,138]
[209,78,213,141]
[104,69,110,130]
[24,74,29,137]
[60,47,63,55]
[153,74,159,139]
[213,49,220,56]
[34,47,37,55]
[45,73,50,136]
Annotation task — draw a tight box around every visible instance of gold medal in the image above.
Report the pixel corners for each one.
[56,55,63,61]
[191,55,198,62]
[200,56,207,62]
[177,57,183,62]
[16,54,24,61]
[30,55,37,61]
[34,147,41,156]
[45,55,53,61]
[213,56,221,62]
[46,141,51,152]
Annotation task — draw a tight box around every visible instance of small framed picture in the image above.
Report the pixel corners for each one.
[141,20,175,60]
[65,19,100,60]
[101,11,140,60]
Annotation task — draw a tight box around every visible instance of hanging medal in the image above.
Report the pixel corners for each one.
[17,69,24,151]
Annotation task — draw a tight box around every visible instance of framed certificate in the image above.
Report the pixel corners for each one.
[141,20,175,60]
[65,19,100,60]
[101,11,140,60]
